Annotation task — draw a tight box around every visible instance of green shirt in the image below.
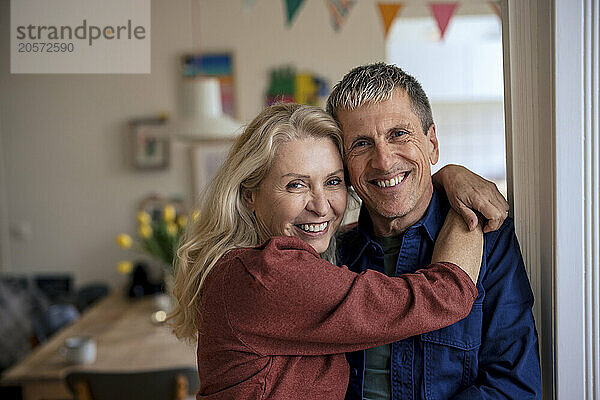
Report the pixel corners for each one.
[363,235,403,400]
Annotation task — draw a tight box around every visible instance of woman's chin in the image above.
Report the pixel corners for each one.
[299,238,330,254]
[293,229,333,254]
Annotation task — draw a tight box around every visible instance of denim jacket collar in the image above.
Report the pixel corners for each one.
[341,187,448,268]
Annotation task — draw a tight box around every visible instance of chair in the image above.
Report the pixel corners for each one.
[34,274,74,303]
[32,303,80,343]
[75,283,109,312]
[65,368,200,400]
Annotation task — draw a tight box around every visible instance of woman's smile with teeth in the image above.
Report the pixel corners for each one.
[374,172,408,188]
[297,222,328,233]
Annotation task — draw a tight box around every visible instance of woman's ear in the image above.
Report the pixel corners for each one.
[242,188,256,210]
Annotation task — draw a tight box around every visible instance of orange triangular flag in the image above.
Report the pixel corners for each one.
[377,3,404,37]
[429,2,458,39]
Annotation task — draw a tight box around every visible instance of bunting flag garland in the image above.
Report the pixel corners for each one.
[284,0,306,26]
[325,0,356,31]
[377,3,404,38]
[489,2,502,21]
[429,2,458,39]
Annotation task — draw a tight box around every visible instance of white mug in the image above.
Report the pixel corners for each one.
[60,336,96,365]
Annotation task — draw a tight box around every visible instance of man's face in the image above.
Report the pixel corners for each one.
[336,88,439,235]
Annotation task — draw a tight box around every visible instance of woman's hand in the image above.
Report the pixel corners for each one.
[432,164,509,233]
[431,209,483,284]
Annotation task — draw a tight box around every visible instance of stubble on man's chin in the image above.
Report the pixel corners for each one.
[367,183,434,236]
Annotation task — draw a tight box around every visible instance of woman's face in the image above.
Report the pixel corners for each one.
[247,137,347,254]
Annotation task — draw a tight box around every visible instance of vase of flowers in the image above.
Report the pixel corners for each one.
[116,203,193,296]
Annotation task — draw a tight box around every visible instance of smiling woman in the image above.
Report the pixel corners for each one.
[166,102,497,400]
[245,137,347,254]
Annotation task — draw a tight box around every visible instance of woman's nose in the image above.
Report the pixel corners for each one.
[306,191,329,216]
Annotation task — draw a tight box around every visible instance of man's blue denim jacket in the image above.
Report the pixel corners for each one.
[339,189,542,399]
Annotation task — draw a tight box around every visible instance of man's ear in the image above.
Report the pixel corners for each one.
[242,188,256,211]
[426,124,439,165]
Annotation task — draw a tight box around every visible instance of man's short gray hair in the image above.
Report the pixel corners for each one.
[326,63,434,135]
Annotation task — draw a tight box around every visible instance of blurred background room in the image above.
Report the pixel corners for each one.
[1,0,588,399]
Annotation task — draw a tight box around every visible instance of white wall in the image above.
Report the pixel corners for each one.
[0,0,196,287]
[0,0,389,288]
[193,0,386,121]
[0,0,507,289]
[193,0,494,120]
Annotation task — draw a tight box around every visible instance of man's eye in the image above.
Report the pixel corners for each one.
[352,140,369,149]
[392,130,407,138]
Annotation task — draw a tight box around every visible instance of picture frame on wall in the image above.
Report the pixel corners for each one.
[181,52,235,118]
[190,141,233,200]
[130,116,170,170]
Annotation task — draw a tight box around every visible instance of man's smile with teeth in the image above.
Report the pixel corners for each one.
[297,221,329,233]
[373,171,409,188]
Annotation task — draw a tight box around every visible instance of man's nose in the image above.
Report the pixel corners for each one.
[371,142,396,172]
[306,190,329,217]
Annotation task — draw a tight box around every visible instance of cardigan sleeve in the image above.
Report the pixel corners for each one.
[222,236,477,356]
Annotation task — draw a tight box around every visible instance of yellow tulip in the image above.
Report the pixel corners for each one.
[163,204,176,222]
[136,211,152,225]
[191,210,200,222]
[176,215,187,228]
[139,223,153,239]
[116,233,133,249]
[116,260,134,274]
[166,222,178,236]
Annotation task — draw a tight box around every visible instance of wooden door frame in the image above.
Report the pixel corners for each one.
[503,0,600,398]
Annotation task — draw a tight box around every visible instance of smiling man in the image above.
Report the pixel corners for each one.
[327,63,542,399]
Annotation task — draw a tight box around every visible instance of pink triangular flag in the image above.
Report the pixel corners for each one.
[489,2,502,21]
[429,2,458,39]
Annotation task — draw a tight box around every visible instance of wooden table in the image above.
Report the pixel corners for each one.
[1,289,197,400]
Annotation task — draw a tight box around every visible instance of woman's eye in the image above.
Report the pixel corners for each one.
[326,177,343,186]
[354,140,368,148]
[286,181,304,190]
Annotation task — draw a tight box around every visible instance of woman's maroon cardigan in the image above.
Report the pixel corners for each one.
[196,236,477,399]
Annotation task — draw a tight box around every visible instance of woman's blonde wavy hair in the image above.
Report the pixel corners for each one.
[169,103,344,341]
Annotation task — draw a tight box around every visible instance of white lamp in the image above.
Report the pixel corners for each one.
[174,77,241,141]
